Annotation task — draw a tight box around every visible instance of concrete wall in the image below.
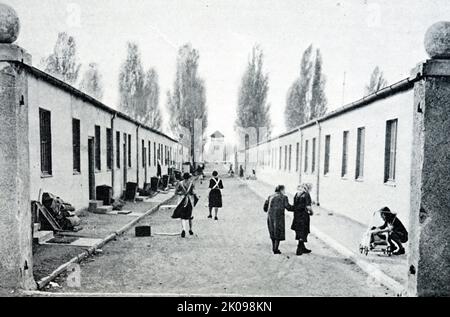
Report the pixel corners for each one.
[243,87,414,228]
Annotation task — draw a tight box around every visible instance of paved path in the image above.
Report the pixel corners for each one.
[50,169,390,296]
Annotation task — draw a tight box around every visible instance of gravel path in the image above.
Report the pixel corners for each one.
[51,171,390,296]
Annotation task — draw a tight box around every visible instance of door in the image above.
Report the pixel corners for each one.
[88,137,95,200]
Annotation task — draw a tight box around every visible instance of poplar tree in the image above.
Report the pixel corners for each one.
[235,45,272,144]
[41,32,81,85]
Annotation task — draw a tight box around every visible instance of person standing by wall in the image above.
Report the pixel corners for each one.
[208,171,224,220]
[290,184,314,256]
[264,185,294,255]
[172,173,198,238]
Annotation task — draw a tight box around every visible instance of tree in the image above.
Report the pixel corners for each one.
[41,32,81,85]
[365,66,388,95]
[141,68,162,130]
[167,44,208,163]
[118,42,145,121]
[285,45,314,130]
[310,49,328,120]
[235,45,272,144]
[79,63,104,100]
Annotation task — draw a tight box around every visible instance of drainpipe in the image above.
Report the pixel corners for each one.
[111,113,117,197]
[315,120,322,206]
[136,125,140,187]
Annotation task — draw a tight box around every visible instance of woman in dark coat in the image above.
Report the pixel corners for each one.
[289,184,314,256]
[208,171,224,220]
[264,185,294,255]
[172,173,197,238]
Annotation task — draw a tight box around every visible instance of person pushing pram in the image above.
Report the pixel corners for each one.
[361,207,408,256]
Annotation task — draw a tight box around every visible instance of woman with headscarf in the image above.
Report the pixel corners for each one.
[264,185,294,255]
[290,184,314,256]
[172,173,198,238]
[208,171,224,220]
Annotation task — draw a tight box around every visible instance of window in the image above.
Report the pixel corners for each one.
[106,128,113,170]
[304,140,309,173]
[40,109,52,176]
[356,127,366,180]
[284,146,288,170]
[116,132,121,168]
[128,134,132,168]
[341,131,349,177]
[72,119,81,173]
[154,142,157,165]
[279,147,282,170]
[289,145,292,172]
[95,125,101,171]
[148,141,151,166]
[142,140,146,168]
[312,138,317,173]
[296,143,300,172]
[324,135,331,175]
[384,120,398,183]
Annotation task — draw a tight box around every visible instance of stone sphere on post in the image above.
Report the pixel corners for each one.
[0,3,20,44]
[425,21,450,59]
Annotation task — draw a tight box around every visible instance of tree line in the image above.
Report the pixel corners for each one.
[235,45,389,142]
[41,32,388,157]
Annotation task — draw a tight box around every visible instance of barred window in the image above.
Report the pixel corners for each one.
[324,135,331,175]
[304,140,309,173]
[142,140,145,168]
[128,134,132,168]
[148,141,151,166]
[279,146,282,170]
[95,126,101,171]
[106,128,113,170]
[289,145,292,172]
[116,131,121,169]
[342,131,349,177]
[356,127,366,180]
[384,120,398,183]
[40,109,52,176]
[312,138,317,173]
[72,119,81,173]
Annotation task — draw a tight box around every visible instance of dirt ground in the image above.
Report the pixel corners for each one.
[48,168,391,297]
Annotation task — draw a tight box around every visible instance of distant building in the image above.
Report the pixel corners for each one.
[205,131,227,163]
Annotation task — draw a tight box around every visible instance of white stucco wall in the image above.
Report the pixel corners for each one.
[241,88,414,228]
[27,72,182,211]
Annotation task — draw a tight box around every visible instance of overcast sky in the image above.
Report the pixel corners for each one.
[7,0,449,140]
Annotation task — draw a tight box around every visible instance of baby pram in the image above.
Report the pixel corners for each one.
[359,210,394,257]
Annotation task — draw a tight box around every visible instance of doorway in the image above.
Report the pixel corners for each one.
[88,137,95,200]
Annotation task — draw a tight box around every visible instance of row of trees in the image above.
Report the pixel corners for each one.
[41,32,388,158]
[41,32,104,100]
[235,45,389,140]
[119,43,162,129]
[40,32,207,163]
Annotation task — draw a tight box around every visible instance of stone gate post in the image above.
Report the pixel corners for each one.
[0,3,35,290]
[408,21,450,297]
